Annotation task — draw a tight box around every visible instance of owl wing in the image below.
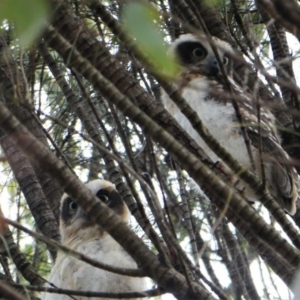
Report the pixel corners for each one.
[227,79,299,214]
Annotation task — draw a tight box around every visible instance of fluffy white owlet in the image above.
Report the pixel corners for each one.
[161,33,299,215]
[42,179,148,300]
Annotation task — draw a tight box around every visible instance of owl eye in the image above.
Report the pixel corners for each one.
[223,56,229,66]
[192,47,206,59]
[69,201,78,211]
[98,194,110,204]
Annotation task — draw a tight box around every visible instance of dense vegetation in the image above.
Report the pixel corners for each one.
[0,0,300,299]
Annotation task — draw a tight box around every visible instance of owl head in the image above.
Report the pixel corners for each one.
[169,34,234,77]
[59,179,130,246]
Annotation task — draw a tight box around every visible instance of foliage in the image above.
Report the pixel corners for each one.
[0,0,299,299]
[0,0,49,46]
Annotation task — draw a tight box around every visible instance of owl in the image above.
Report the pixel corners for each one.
[161,33,299,215]
[42,179,148,300]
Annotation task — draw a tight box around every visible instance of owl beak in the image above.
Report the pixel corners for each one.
[76,207,88,221]
[207,58,221,76]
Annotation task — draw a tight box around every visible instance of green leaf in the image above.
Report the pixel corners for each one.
[122,3,178,79]
[0,0,50,47]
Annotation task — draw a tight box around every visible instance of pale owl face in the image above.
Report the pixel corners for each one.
[59,179,130,246]
[169,34,233,77]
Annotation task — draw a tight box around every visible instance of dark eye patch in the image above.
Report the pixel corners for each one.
[223,56,229,66]
[192,47,206,59]
[176,41,207,65]
[96,189,110,203]
[69,201,78,211]
[61,196,78,225]
[96,189,125,216]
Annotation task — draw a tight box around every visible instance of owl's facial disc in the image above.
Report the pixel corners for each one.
[60,188,127,228]
[59,180,130,245]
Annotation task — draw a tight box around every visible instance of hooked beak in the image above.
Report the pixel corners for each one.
[205,57,221,76]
